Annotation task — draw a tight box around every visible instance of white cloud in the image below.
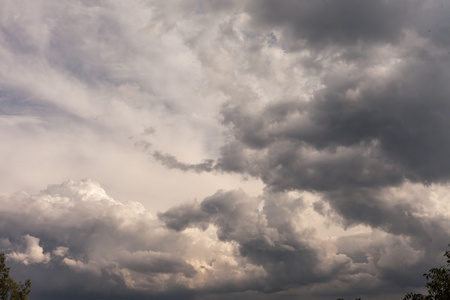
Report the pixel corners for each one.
[7,234,51,265]
[52,246,69,257]
[63,257,101,277]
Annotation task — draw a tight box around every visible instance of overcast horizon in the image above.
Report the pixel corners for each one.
[1,1,450,299]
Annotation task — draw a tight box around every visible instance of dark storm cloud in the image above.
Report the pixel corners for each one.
[215,43,450,259]
[216,50,450,235]
[408,0,450,47]
[155,1,450,277]
[333,230,449,290]
[159,187,450,298]
[218,41,450,189]
[157,200,210,231]
[118,250,197,278]
[160,190,263,240]
[149,0,450,190]
[236,0,450,188]
[247,0,411,49]
[320,188,450,245]
[160,190,345,292]
[203,3,450,296]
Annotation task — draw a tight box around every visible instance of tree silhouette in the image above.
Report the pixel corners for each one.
[404,245,450,300]
[0,253,31,300]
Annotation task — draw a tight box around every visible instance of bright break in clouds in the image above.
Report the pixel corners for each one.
[1,1,450,300]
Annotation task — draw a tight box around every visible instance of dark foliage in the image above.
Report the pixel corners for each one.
[0,253,31,300]
[404,245,450,300]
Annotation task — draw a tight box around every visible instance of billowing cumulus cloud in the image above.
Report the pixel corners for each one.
[1,1,450,299]
[0,180,450,299]
[160,190,330,292]
[3,179,448,300]
[7,235,51,265]
[0,180,259,298]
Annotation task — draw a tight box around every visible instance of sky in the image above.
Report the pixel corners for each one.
[1,1,450,299]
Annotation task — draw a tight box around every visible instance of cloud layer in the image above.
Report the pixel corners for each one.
[1,179,449,299]
[1,1,450,299]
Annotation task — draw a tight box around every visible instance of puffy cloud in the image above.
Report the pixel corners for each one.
[216,38,450,188]
[53,246,69,257]
[159,186,449,296]
[0,179,449,299]
[0,180,266,298]
[210,30,450,261]
[200,5,450,277]
[158,189,340,292]
[0,179,194,297]
[7,234,51,265]
[62,257,102,277]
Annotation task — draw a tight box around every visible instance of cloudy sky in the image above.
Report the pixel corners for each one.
[1,1,450,299]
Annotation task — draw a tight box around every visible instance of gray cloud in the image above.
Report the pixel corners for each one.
[118,250,197,278]
[213,44,450,284]
[160,190,332,292]
[218,43,450,187]
[145,3,450,296]
[213,5,450,250]
[0,180,202,298]
[159,186,450,299]
[158,200,210,231]
[160,188,447,296]
[153,151,217,173]
[1,0,450,299]
[1,179,448,300]
[247,0,411,49]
